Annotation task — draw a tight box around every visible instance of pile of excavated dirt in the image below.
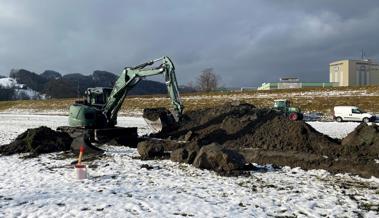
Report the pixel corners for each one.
[239,119,379,177]
[0,126,72,157]
[149,102,379,177]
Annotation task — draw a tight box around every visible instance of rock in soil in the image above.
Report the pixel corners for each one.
[0,126,72,157]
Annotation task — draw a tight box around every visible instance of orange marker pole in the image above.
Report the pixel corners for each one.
[77,146,85,165]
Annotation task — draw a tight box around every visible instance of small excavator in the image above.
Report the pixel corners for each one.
[58,56,184,153]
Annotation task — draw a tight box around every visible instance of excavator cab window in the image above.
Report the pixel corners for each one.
[85,87,113,107]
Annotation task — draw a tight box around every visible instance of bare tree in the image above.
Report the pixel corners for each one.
[196,68,219,92]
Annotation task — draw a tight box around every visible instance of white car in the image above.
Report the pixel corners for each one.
[333,106,376,123]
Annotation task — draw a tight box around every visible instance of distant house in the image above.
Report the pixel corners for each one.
[329,59,379,86]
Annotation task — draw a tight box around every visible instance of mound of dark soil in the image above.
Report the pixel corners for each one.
[246,116,341,155]
[0,126,72,156]
[153,102,379,177]
[157,102,275,144]
[341,123,379,158]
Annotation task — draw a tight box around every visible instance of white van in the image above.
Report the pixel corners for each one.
[333,106,376,123]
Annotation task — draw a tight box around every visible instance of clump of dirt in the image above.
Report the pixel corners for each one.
[152,102,379,178]
[137,140,165,160]
[192,143,246,174]
[0,126,72,157]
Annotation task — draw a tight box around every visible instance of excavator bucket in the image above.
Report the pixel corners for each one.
[143,107,178,134]
[144,117,164,134]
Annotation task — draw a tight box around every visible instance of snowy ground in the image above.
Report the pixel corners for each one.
[0,114,379,217]
[308,121,360,139]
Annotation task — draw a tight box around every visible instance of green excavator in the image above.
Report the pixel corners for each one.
[58,56,184,153]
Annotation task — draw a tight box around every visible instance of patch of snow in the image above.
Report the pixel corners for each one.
[0,77,24,88]
[0,115,378,217]
[307,121,360,139]
[0,77,46,100]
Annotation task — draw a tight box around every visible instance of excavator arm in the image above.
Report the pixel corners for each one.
[102,56,184,127]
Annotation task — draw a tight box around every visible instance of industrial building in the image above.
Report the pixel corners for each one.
[257,78,337,90]
[329,59,379,86]
[257,58,379,90]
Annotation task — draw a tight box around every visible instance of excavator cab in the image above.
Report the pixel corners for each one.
[69,87,113,128]
[85,87,113,108]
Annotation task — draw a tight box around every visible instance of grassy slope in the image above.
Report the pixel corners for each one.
[0,86,378,115]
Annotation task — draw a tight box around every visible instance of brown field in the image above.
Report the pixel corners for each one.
[1,85,379,115]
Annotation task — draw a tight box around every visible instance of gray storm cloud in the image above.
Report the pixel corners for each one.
[0,0,378,87]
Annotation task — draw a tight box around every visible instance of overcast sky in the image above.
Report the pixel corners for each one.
[1,0,379,87]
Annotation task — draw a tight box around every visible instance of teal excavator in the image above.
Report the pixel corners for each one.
[58,56,184,153]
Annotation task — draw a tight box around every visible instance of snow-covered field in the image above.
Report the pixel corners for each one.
[0,77,45,100]
[0,114,378,217]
